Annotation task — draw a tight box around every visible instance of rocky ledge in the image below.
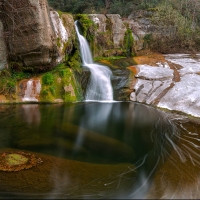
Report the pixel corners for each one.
[130,53,200,118]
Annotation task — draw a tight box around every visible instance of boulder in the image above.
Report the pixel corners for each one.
[1,0,55,67]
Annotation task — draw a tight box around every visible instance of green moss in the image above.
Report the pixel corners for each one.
[74,14,95,37]
[143,33,153,48]
[68,50,82,73]
[6,81,15,89]
[40,66,83,103]
[40,89,48,96]
[49,86,56,95]
[40,73,56,102]
[124,28,134,57]
[0,68,31,99]
[57,10,63,18]
[62,92,77,102]
[59,68,71,78]
[94,56,126,62]
[57,37,61,48]
[42,73,54,86]
[57,10,71,18]
[6,154,28,166]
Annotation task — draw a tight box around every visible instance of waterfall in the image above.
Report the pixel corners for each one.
[22,79,41,102]
[74,21,113,101]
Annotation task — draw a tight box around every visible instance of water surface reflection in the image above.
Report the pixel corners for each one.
[0,102,199,199]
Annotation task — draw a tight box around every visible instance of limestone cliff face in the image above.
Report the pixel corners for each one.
[0,21,7,70]
[0,0,75,70]
[89,13,127,46]
[2,0,55,67]
[88,14,143,57]
[88,12,178,56]
[88,14,128,57]
[106,14,127,48]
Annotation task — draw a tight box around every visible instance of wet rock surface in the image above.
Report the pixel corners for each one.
[131,53,200,118]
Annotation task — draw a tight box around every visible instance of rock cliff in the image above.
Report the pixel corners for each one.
[0,0,75,70]
[1,0,55,68]
[1,1,199,112]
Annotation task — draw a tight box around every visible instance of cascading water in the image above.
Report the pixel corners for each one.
[22,79,41,102]
[74,20,113,101]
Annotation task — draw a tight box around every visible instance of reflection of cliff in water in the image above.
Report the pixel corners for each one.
[0,102,199,199]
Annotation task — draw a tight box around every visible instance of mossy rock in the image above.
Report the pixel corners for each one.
[6,154,28,166]
[0,151,43,172]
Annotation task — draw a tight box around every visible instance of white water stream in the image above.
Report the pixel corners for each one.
[74,21,113,101]
[22,79,41,102]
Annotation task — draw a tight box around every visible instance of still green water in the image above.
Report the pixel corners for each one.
[0,102,199,199]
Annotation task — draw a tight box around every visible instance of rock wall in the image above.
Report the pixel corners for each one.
[2,0,55,67]
[88,11,179,57]
[0,0,75,70]
[106,14,127,48]
[0,67,83,103]
[0,21,7,70]
[50,11,75,63]
[88,14,128,57]
[128,11,177,52]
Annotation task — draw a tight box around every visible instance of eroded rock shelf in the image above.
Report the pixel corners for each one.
[131,54,200,118]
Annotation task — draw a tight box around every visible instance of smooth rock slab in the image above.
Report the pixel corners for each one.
[132,79,172,104]
[158,74,200,117]
[165,54,200,76]
[135,65,174,80]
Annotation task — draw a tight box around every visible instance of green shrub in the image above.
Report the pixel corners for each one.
[124,29,134,57]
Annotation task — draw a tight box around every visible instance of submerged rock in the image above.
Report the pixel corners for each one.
[0,151,42,172]
[0,148,136,198]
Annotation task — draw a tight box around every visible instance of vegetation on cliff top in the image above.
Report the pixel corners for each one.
[49,0,200,52]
